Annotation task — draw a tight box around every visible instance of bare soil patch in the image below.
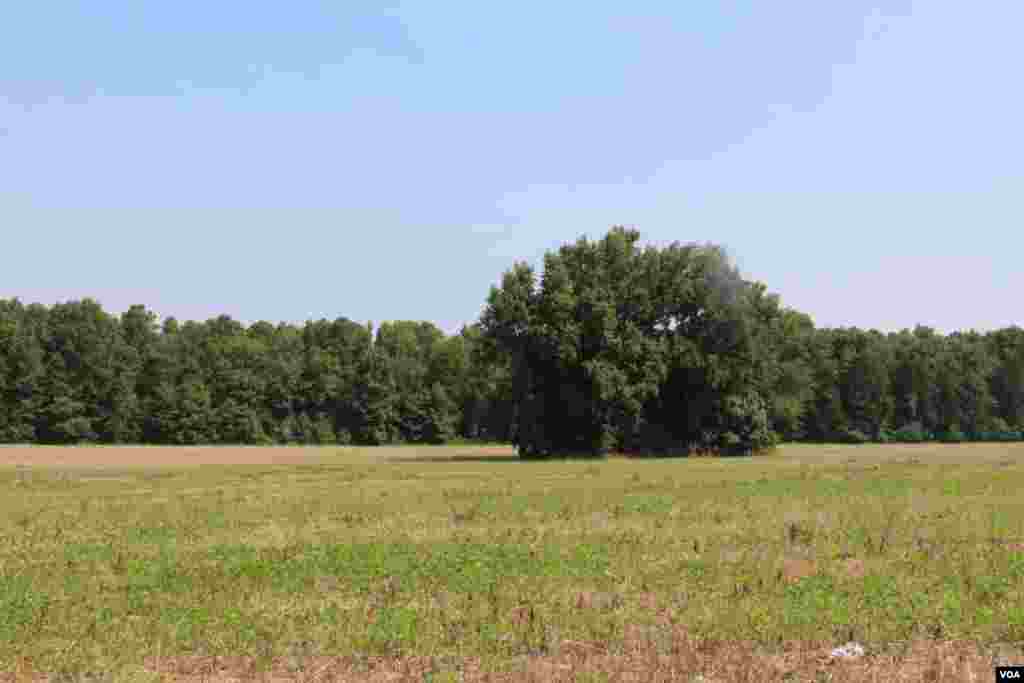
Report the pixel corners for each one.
[0,445,521,469]
[0,446,343,469]
[3,442,1022,469]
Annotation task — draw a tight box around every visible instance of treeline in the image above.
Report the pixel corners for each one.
[0,300,516,445]
[1,227,1022,451]
[785,325,1024,444]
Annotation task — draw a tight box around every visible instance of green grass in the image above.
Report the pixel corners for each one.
[2,443,1024,678]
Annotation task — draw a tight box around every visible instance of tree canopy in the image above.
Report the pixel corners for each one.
[1,228,1022,452]
[480,227,775,456]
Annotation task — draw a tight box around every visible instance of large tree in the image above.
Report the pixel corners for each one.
[481,227,775,458]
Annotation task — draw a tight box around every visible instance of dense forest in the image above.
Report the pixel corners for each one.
[2,227,1022,454]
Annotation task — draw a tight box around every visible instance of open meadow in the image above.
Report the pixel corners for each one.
[2,443,1024,681]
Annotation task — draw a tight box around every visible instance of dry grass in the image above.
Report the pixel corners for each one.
[2,443,1024,680]
[4,637,1021,681]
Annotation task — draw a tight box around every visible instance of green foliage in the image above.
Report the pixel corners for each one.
[975,430,1023,442]
[715,390,775,455]
[887,426,929,443]
[937,429,967,443]
[0,576,50,644]
[1,233,1023,449]
[481,228,782,457]
[834,427,869,444]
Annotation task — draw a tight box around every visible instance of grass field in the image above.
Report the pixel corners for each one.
[2,443,1024,681]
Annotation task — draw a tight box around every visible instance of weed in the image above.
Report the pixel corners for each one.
[0,442,1022,679]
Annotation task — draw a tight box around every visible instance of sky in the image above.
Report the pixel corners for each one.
[2,1,1021,335]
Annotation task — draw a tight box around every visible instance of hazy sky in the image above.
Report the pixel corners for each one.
[2,1,1021,335]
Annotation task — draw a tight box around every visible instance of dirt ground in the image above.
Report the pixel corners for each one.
[2,442,1023,469]
[0,445,518,469]
[4,637,1022,682]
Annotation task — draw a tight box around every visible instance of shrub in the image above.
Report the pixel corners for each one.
[834,428,868,444]
[977,430,1023,442]
[313,415,337,444]
[55,417,99,444]
[937,429,966,443]
[889,426,927,443]
[709,391,776,455]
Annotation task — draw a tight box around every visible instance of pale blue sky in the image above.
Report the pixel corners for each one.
[2,2,1020,334]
